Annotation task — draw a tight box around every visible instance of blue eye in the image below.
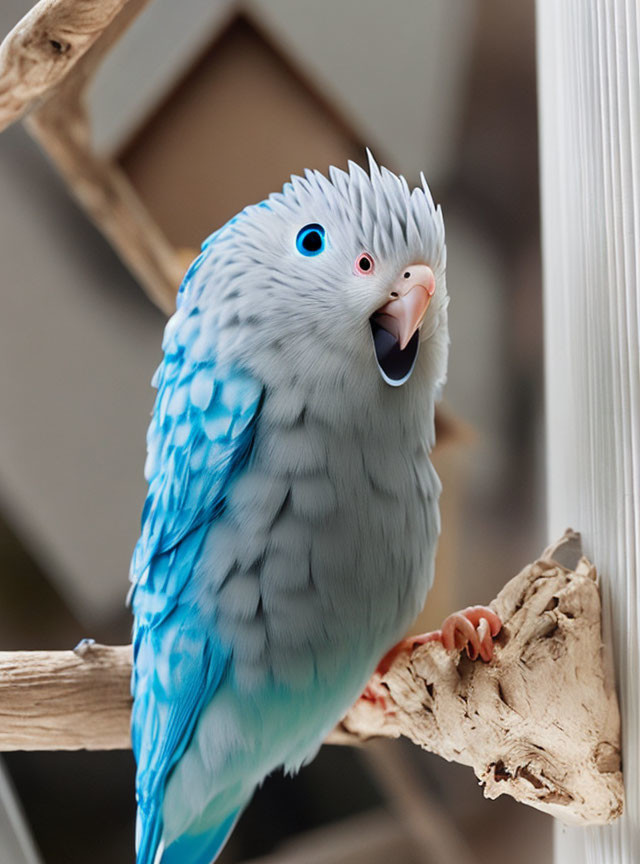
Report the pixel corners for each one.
[296,223,326,256]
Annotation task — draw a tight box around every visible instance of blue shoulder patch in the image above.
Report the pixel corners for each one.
[130,305,263,592]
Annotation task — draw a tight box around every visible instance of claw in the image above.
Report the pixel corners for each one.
[438,605,501,661]
[375,605,502,675]
[362,680,388,707]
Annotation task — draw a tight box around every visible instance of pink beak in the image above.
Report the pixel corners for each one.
[372,264,436,350]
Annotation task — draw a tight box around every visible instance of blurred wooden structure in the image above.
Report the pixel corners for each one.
[0,0,182,313]
[119,14,364,250]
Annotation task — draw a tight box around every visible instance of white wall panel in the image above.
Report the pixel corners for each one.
[537,0,640,859]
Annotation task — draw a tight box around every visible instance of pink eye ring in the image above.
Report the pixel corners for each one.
[355,253,375,275]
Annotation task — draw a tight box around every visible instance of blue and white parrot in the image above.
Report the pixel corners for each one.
[129,153,473,864]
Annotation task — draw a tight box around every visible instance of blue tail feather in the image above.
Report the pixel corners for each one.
[136,806,163,864]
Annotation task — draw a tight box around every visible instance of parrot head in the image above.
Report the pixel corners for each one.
[176,151,447,419]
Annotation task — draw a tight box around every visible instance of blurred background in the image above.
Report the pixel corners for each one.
[0,0,549,862]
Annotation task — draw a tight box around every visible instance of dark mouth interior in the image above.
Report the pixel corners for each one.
[370,318,420,385]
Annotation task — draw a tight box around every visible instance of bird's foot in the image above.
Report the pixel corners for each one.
[361,678,392,711]
[360,606,501,713]
[376,605,502,675]
[414,605,502,662]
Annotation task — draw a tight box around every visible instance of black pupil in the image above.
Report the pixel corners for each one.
[303,231,322,252]
[359,256,371,271]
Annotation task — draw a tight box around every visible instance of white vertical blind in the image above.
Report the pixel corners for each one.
[537,0,639,861]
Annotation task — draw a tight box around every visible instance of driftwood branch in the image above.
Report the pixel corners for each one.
[0,0,134,133]
[335,531,623,825]
[0,532,623,825]
[0,0,183,313]
[0,641,132,751]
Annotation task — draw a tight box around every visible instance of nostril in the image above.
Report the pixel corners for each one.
[390,291,399,298]
[403,272,411,279]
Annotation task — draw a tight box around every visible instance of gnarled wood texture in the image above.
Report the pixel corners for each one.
[0,0,132,133]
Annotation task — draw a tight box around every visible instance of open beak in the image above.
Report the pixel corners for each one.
[373,265,436,350]
[370,264,435,386]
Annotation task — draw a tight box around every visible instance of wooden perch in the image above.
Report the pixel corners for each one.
[0,0,183,313]
[335,531,623,825]
[0,532,623,826]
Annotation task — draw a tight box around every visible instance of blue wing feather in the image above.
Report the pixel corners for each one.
[130,245,263,864]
